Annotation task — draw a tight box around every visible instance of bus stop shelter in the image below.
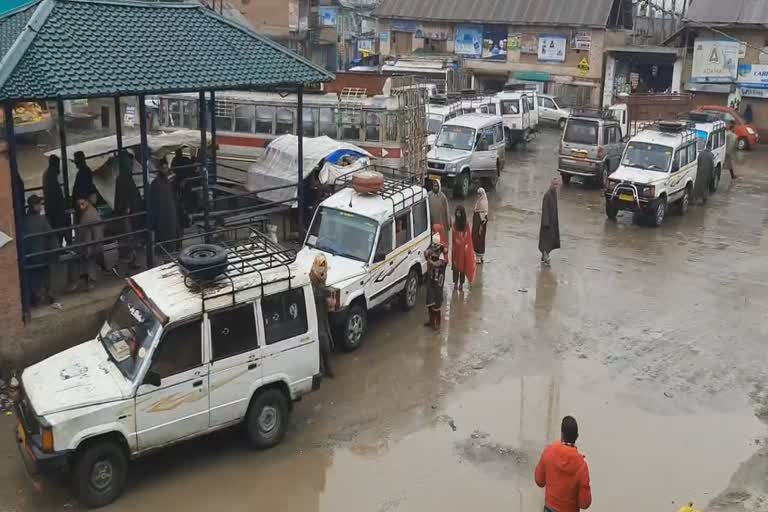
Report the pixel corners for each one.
[0,0,333,326]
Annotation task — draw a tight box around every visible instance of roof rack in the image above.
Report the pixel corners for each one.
[157,226,297,312]
[570,106,616,120]
[333,165,426,215]
[641,120,697,144]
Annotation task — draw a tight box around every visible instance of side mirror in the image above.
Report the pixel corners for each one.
[622,135,630,143]
[143,370,161,387]
[373,251,386,263]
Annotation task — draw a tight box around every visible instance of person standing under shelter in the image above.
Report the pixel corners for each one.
[72,151,98,206]
[539,177,561,267]
[24,195,57,305]
[148,160,181,252]
[725,122,738,180]
[472,187,489,263]
[42,155,70,245]
[114,152,144,266]
[695,145,714,205]
[428,179,451,234]
[535,415,592,512]
[451,205,475,290]
[69,197,105,292]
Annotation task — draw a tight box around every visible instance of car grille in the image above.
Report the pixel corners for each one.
[428,161,446,170]
[16,387,40,435]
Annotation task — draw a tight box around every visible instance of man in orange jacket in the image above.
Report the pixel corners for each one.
[534,416,592,512]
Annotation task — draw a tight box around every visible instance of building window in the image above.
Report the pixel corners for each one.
[341,111,361,140]
[385,113,398,142]
[276,108,294,135]
[255,105,275,134]
[365,112,381,142]
[319,107,337,137]
[215,100,234,132]
[234,105,254,133]
[303,108,317,137]
[183,100,199,129]
[168,100,182,127]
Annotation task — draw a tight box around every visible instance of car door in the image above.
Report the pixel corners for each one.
[207,303,263,427]
[539,97,554,122]
[259,286,317,393]
[669,144,689,197]
[135,318,209,450]
[367,219,394,308]
[609,126,623,170]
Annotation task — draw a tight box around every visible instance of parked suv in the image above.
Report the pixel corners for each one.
[559,108,625,187]
[426,113,505,198]
[687,111,727,192]
[605,121,698,227]
[298,172,430,351]
[14,230,320,507]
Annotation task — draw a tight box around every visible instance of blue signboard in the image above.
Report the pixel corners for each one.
[319,7,337,28]
[455,25,483,58]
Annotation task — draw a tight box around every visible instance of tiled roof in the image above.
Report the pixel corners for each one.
[0,0,333,102]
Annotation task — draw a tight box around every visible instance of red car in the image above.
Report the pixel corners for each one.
[695,105,759,150]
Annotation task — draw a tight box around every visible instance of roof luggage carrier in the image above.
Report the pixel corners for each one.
[157,226,297,312]
[570,106,616,120]
[333,164,426,216]
[640,120,698,145]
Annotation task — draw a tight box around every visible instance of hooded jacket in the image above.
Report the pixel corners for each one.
[535,442,592,512]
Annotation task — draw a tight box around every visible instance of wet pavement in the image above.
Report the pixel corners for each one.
[2,129,768,511]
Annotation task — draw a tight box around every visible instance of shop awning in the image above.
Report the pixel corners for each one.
[513,71,551,82]
[685,82,732,94]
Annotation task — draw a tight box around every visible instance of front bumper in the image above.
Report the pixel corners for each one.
[14,422,69,490]
[605,185,658,213]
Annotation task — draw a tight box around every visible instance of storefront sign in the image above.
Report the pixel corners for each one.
[319,7,337,27]
[415,23,449,40]
[124,105,136,127]
[571,31,592,50]
[390,19,417,33]
[454,25,483,58]
[739,86,768,98]
[520,33,538,54]
[691,39,740,83]
[737,63,768,86]
[357,38,374,52]
[379,31,389,43]
[538,35,566,62]
[481,25,508,61]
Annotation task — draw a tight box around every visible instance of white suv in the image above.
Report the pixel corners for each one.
[605,121,698,227]
[688,112,727,192]
[14,230,320,507]
[298,173,429,351]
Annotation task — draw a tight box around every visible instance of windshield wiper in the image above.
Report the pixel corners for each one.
[438,143,455,149]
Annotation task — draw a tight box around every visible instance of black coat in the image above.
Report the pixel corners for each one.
[42,168,68,230]
[114,171,143,217]
[695,150,714,201]
[539,188,561,253]
[148,174,180,243]
[72,164,98,203]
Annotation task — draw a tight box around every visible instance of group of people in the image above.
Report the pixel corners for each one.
[694,121,739,205]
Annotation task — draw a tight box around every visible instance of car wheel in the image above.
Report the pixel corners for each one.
[399,269,420,311]
[453,171,470,199]
[737,137,749,151]
[605,202,618,220]
[245,388,289,450]
[560,173,572,185]
[339,302,367,351]
[678,187,690,216]
[558,118,567,130]
[179,244,228,281]
[71,440,128,508]
[596,164,609,189]
[651,197,667,227]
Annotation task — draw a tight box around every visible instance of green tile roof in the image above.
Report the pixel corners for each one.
[0,0,334,101]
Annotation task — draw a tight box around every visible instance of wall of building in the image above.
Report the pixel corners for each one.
[0,142,24,346]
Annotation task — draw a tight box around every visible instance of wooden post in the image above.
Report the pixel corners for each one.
[56,98,70,206]
[138,95,153,267]
[297,84,305,231]
[199,91,211,235]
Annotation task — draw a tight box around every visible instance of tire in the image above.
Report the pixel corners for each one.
[677,187,690,216]
[737,137,749,151]
[605,202,618,220]
[399,268,420,311]
[651,197,667,227]
[596,164,609,189]
[560,173,572,185]
[710,165,721,193]
[71,440,128,508]
[179,244,228,281]
[453,171,470,199]
[338,302,367,352]
[245,388,289,450]
[558,118,567,130]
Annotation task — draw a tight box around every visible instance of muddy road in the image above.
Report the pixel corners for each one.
[2,130,767,512]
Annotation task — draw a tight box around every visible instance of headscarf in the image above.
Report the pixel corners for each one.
[454,205,467,232]
[431,179,442,195]
[474,187,489,221]
[310,254,328,285]
[431,232,441,245]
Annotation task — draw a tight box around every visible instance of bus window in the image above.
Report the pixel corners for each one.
[276,108,294,135]
[319,108,337,138]
[183,100,198,129]
[303,108,317,137]
[235,105,254,133]
[385,113,398,142]
[341,111,361,140]
[365,112,381,142]
[168,100,182,127]
[255,105,275,134]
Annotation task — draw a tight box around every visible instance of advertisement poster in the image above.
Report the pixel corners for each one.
[481,25,508,60]
[358,38,374,52]
[691,39,740,82]
[454,25,483,58]
[520,33,538,54]
[508,33,521,51]
[737,63,768,86]
[538,35,566,62]
[319,7,337,27]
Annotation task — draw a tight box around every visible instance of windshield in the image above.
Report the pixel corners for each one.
[435,125,475,151]
[564,120,598,145]
[501,100,520,115]
[427,116,443,135]
[621,142,673,172]
[306,207,379,262]
[695,129,708,150]
[100,287,160,380]
[552,96,564,109]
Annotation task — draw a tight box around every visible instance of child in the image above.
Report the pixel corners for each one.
[424,231,447,330]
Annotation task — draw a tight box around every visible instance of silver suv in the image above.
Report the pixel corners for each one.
[558,108,625,188]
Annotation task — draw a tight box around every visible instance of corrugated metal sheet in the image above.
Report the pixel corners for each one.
[686,0,768,25]
[373,0,616,28]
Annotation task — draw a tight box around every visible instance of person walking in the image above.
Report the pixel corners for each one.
[725,122,738,180]
[535,416,592,512]
[148,160,181,253]
[695,146,714,205]
[539,177,561,267]
[424,231,447,330]
[451,205,475,290]
[24,195,57,305]
[744,104,754,124]
[472,187,489,263]
[70,197,105,292]
[428,179,451,233]
[310,254,334,378]
[41,155,70,245]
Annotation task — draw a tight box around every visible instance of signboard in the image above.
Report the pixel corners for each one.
[319,7,337,27]
[571,31,592,50]
[454,25,483,58]
[737,63,768,86]
[691,39,740,83]
[415,23,449,40]
[123,105,136,127]
[739,86,768,98]
[538,35,566,62]
[357,38,374,52]
[481,25,508,60]
[390,19,417,33]
[577,57,590,76]
[508,33,521,51]
[379,31,389,43]
[520,33,538,54]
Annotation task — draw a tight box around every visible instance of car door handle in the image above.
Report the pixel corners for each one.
[248,362,260,371]
[192,380,203,388]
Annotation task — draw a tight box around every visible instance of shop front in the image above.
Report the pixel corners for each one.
[603,46,681,107]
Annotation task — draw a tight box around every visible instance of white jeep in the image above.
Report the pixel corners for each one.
[14,230,320,507]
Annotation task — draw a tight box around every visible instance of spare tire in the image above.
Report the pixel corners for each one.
[179,244,228,281]
[352,170,385,194]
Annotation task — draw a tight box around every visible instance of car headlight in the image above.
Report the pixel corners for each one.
[747,127,755,135]
[607,179,620,190]
[447,163,457,174]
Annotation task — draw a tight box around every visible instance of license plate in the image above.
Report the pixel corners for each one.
[572,151,587,159]
[619,193,634,202]
[429,174,442,181]
[17,422,26,446]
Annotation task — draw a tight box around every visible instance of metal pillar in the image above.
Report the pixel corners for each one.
[114,96,123,153]
[199,91,211,235]
[138,95,153,267]
[208,90,217,184]
[297,84,305,231]
[4,101,31,321]
[55,98,70,206]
